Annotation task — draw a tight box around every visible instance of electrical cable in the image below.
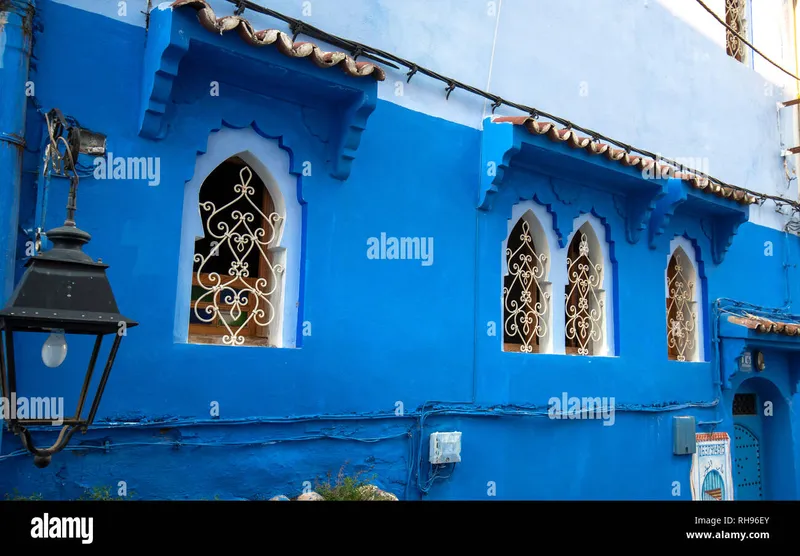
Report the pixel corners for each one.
[694,0,800,82]
[0,430,413,462]
[1,398,722,494]
[221,0,800,215]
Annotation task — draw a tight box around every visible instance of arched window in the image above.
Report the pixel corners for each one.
[666,242,701,361]
[564,222,606,356]
[189,155,286,346]
[503,209,551,353]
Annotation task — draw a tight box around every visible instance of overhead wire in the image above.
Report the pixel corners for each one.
[223,0,800,215]
[694,0,800,82]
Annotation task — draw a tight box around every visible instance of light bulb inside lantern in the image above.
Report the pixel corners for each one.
[42,331,68,368]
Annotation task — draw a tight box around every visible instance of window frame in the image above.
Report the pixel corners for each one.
[665,236,705,362]
[563,219,611,357]
[499,205,614,357]
[725,0,752,66]
[502,207,553,354]
[174,126,301,348]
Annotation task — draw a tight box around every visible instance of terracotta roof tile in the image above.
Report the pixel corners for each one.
[696,432,729,442]
[171,0,386,81]
[493,116,757,205]
[727,314,800,336]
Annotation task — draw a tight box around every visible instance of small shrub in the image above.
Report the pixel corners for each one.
[314,463,380,501]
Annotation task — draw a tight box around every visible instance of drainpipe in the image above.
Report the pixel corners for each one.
[0,0,34,302]
[0,0,35,457]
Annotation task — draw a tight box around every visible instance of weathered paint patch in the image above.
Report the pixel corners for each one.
[0,11,8,70]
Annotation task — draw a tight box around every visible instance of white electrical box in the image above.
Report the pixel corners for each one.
[429,431,462,464]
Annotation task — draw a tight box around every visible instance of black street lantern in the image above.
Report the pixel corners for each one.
[0,111,137,468]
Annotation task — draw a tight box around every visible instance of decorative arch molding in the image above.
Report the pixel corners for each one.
[663,232,709,284]
[140,4,378,180]
[173,126,302,348]
[648,213,715,259]
[176,118,308,202]
[478,117,668,245]
[648,178,750,265]
[492,173,623,252]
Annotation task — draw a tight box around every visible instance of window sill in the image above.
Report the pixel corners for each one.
[500,349,618,358]
[187,334,274,347]
[177,334,300,349]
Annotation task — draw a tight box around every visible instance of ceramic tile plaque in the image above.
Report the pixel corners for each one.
[690,432,734,501]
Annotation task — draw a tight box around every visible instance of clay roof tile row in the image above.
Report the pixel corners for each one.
[493,116,758,206]
[727,314,800,336]
[172,0,386,81]
[696,432,729,442]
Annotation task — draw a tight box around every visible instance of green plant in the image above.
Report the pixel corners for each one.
[77,486,130,501]
[314,463,380,501]
[4,489,43,501]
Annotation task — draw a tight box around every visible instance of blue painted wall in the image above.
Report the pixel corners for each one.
[1,0,799,500]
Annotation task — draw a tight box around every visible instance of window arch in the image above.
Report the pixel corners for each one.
[175,126,301,348]
[502,208,552,353]
[666,238,703,362]
[189,156,285,346]
[564,220,608,356]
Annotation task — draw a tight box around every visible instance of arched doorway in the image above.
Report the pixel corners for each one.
[732,376,794,500]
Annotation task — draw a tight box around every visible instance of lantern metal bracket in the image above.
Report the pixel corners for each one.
[13,424,85,468]
[43,108,106,181]
[0,108,135,468]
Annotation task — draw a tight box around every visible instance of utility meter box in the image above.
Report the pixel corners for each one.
[429,431,462,464]
[673,416,696,455]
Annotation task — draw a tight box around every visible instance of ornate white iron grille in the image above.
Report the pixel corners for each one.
[191,162,284,346]
[666,249,696,361]
[725,0,747,62]
[565,232,603,355]
[503,218,550,353]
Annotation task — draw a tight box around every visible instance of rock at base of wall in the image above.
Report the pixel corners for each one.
[358,484,399,501]
[270,495,290,501]
[297,491,325,501]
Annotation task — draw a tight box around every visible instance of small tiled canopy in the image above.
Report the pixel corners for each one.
[493,116,758,206]
[171,0,386,81]
[727,314,800,336]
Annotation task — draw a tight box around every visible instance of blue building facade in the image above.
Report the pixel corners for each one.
[1,0,800,500]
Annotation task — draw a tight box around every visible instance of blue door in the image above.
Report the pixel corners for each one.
[734,424,762,500]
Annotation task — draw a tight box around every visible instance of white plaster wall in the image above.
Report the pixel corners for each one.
[56,0,800,229]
